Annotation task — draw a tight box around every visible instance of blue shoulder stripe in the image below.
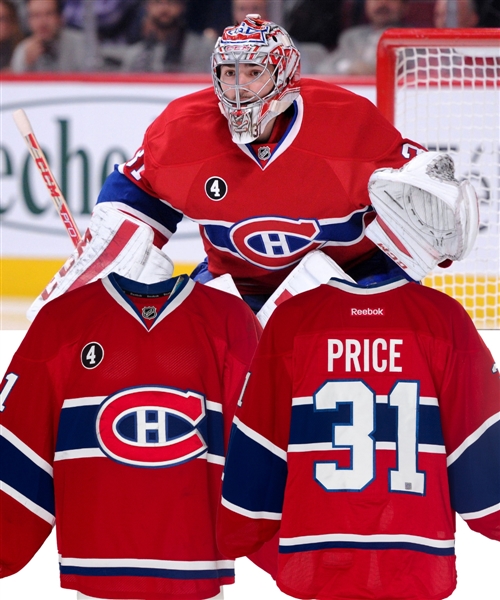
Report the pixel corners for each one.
[448,419,500,514]
[97,168,183,233]
[0,435,54,516]
[223,424,287,513]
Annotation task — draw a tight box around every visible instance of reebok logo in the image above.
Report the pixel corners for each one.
[351,308,384,316]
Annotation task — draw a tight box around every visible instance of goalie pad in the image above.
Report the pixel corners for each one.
[27,204,174,321]
[256,250,355,327]
[366,152,479,281]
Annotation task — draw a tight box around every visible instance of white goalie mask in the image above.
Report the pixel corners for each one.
[212,14,301,144]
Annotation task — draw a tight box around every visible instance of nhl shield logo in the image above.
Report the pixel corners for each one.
[142,306,157,320]
[257,146,271,161]
[96,386,207,467]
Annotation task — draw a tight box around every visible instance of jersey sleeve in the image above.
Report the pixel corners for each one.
[220,302,262,449]
[0,320,59,577]
[217,309,293,559]
[97,160,184,248]
[437,309,500,541]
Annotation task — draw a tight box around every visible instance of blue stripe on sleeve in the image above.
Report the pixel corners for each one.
[223,426,287,513]
[0,436,54,515]
[448,420,500,514]
[97,168,183,233]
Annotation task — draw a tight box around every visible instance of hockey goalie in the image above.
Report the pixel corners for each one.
[25,14,479,323]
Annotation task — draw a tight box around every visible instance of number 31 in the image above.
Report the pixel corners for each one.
[314,380,426,495]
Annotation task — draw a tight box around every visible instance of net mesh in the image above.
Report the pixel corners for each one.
[393,44,499,328]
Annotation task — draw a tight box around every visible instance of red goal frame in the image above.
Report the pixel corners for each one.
[376,28,500,122]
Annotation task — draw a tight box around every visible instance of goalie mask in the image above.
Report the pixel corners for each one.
[212,14,301,144]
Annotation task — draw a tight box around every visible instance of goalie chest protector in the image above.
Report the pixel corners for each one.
[0,274,260,599]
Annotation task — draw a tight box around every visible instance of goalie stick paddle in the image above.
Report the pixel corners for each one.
[12,108,82,247]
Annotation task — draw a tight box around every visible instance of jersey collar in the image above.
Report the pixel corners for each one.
[102,273,195,330]
[236,96,304,170]
[327,276,410,295]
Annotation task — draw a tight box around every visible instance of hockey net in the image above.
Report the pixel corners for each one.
[377,29,500,329]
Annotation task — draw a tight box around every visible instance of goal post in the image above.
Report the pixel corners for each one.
[377,28,500,329]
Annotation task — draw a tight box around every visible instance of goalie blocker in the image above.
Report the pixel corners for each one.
[366,152,479,281]
[27,204,174,321]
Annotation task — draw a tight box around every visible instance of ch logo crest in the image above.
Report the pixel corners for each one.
[224,22,269,45]
[230,216,322,269]
[96,386,206,467]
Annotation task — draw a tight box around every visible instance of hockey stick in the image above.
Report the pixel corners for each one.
[12,108,82,247]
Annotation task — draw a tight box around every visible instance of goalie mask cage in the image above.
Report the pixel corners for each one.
[377,28,500,329]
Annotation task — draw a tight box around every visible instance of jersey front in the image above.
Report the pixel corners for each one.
[217,278,500,600]
[0,275,260,599]
[109,79,424,295]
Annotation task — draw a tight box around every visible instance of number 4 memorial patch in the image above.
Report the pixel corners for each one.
[81,342,104,369]
[205,176,228,201]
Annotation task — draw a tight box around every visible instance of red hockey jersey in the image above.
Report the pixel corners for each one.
[106,79,425,295]
[0,274,260,599]
[217,278,500,600]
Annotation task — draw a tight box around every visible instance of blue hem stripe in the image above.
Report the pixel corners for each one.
[60,566,234,580]
[279,541,454,556]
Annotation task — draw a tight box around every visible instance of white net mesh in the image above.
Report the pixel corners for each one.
[393,43,500,329]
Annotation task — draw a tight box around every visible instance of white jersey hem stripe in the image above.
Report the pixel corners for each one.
[280,532,454,549]
[60,556,234,570]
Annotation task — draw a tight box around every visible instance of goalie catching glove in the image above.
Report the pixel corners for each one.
[366,152,479,281]
[27,204,174,321]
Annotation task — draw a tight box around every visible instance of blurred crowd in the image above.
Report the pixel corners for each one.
[1,0,499,75]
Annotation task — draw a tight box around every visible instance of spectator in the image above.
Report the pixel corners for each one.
[476,0,500,26]
[10,0,93,71]
[187,0,232,38]
[285,0,343,51]
[316,0,409,75]
[434,0,500,27]
[219,0,329,73]
[0,0,24,70]
[202,0,266,43]
[434,0,480,26]
[121,0,213,73]
[63,0,143,45]
[232,0,268,23]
